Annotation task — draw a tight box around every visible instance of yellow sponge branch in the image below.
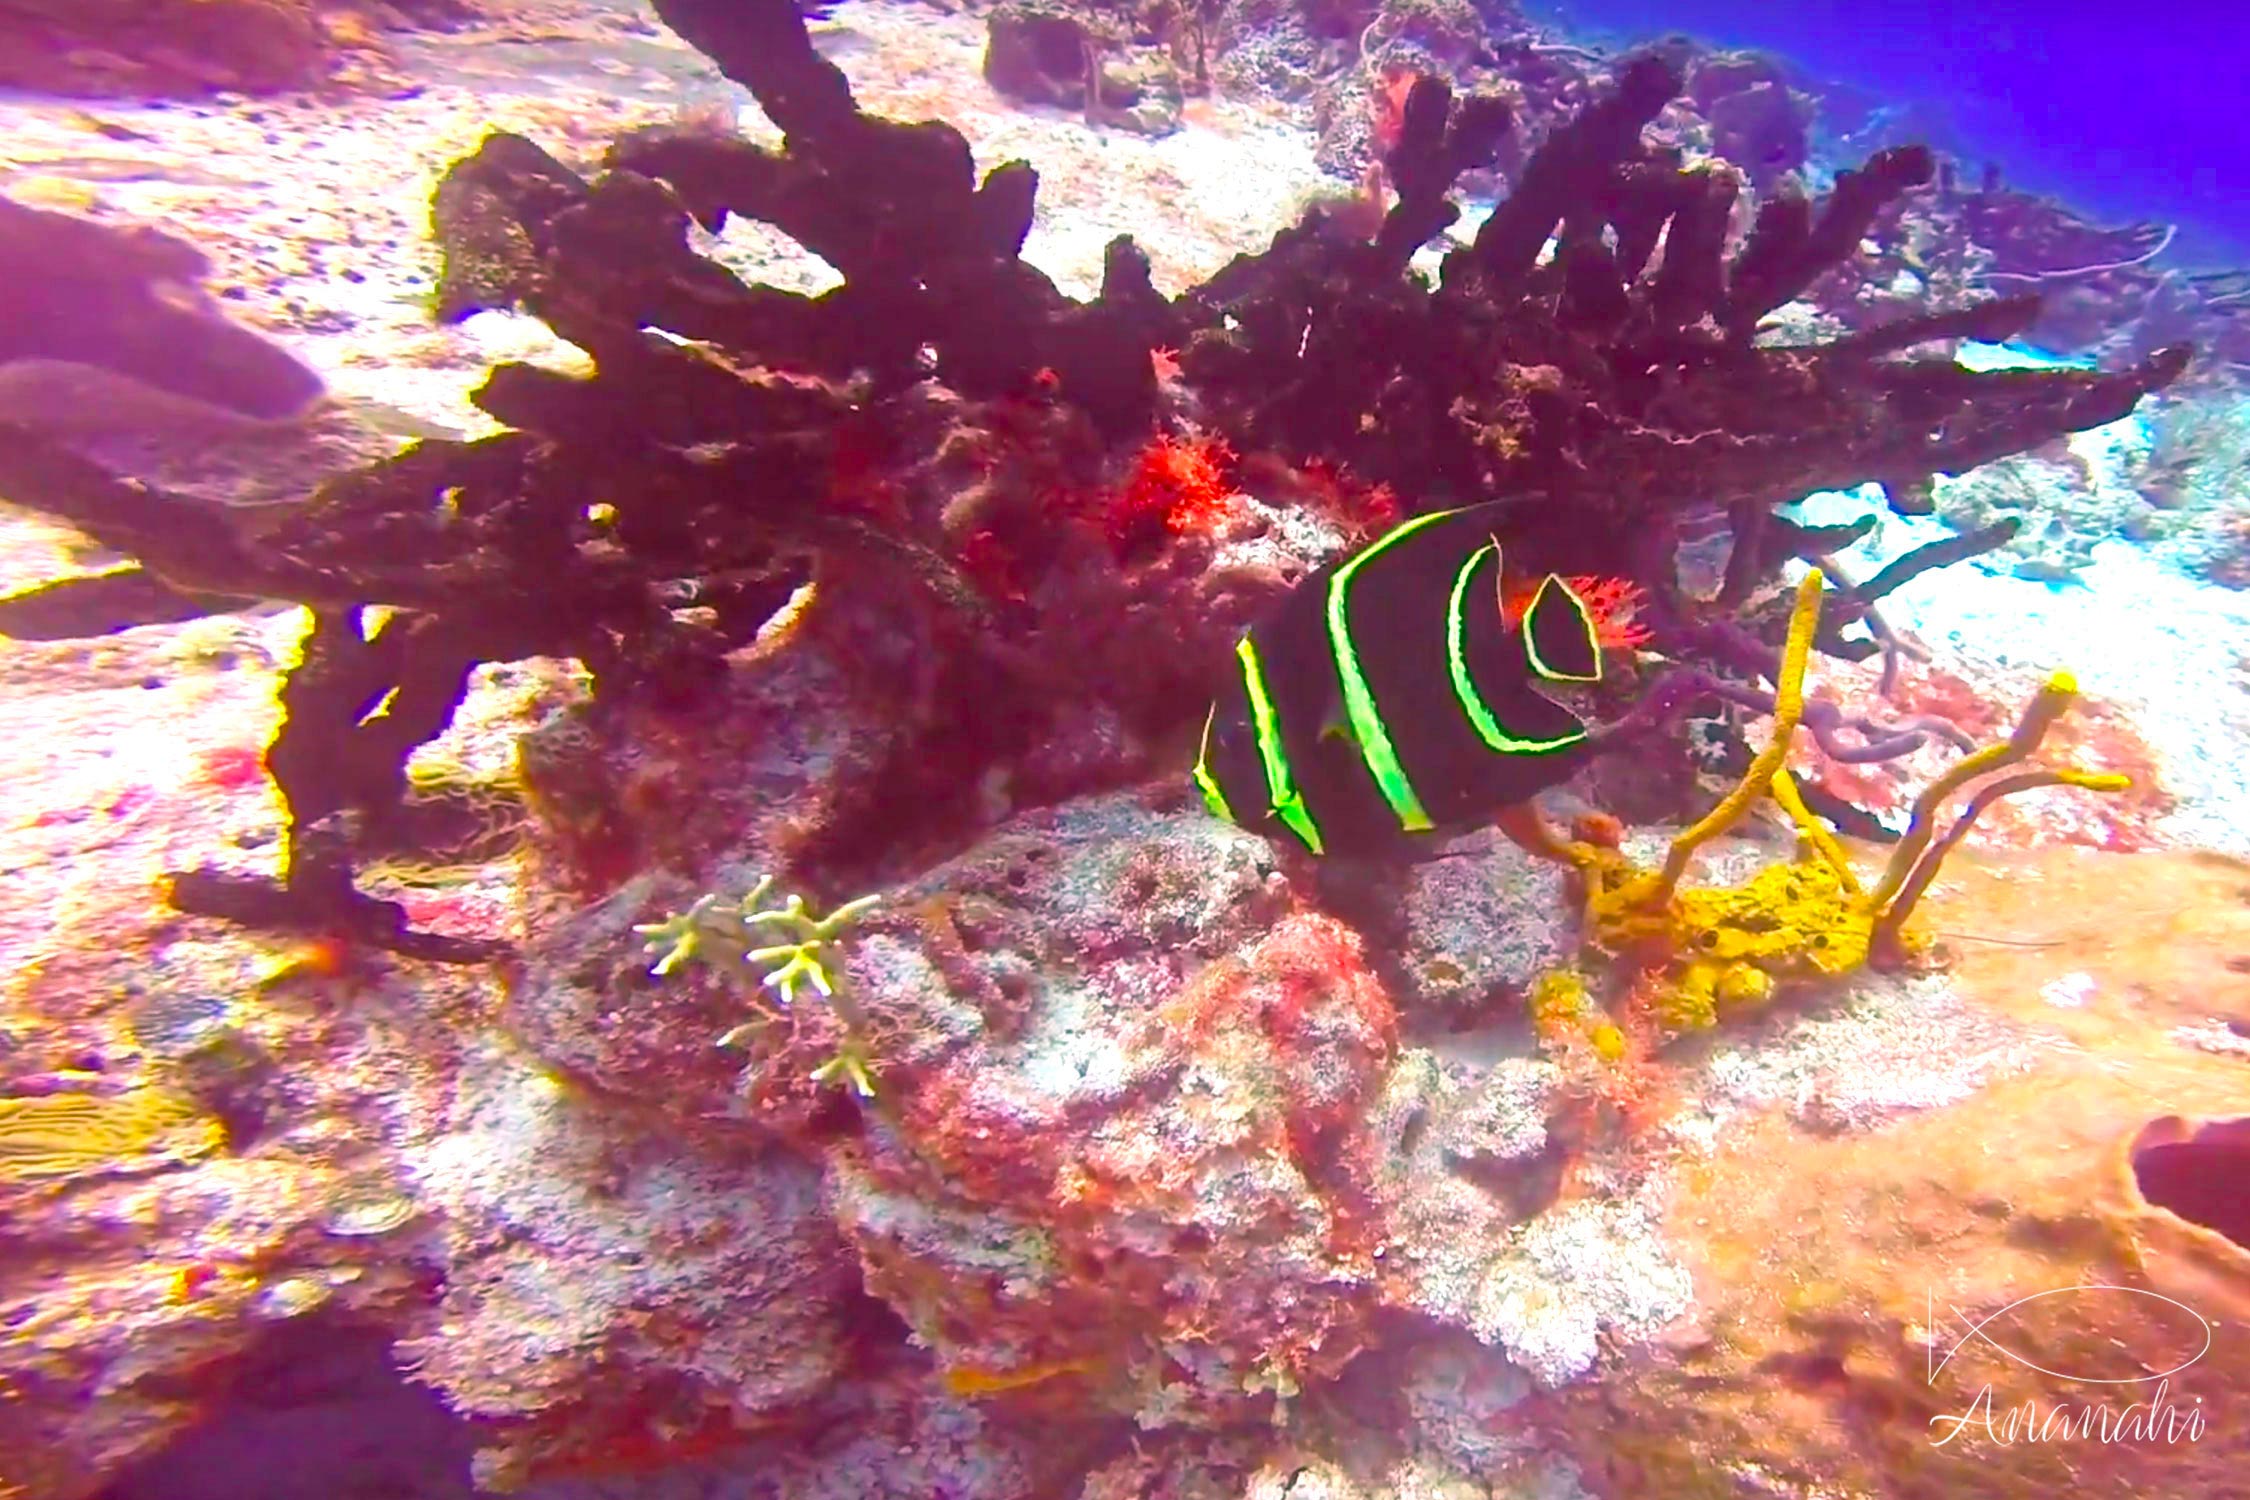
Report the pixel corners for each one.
[1868,670,2083,909]
[1654,569,1827,901]
[1560,586,2131,1043]
[1873,765,2132,952]
[1769,767,1860,894]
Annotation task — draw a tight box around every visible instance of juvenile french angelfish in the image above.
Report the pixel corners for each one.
[1191,502,1616,858]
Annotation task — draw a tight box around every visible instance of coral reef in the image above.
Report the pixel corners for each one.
[0,938,488,1499]
[0,0,2187,959]
[3,718,2244,1495]
[1817,157,2250,378]
[0,0,2238,1493]
[394,1049,863,1490]
[722,802,1373,1412]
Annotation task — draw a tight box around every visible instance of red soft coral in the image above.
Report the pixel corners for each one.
[1107,431,1243,554]
[1500,574,1652,650]
[1369,65,1420,154]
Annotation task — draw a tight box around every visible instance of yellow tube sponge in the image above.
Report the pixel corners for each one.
[1868,671,2081,909]
[1655,569,1827,901]
[1573,581,2128,1036]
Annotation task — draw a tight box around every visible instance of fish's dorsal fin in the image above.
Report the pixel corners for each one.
[1520,573,1603,683]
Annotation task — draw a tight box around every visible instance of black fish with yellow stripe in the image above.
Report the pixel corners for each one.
[1193,503,1615,857]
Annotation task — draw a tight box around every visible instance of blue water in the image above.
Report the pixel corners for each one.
[1530,3,2250,265]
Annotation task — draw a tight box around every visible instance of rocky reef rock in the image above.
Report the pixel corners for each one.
[0,195,324,424]
[511,601,917,915]
[0,0,478,96]
[393,1049,862,1491]
[5,721,2247,1496]
[1555,846,2250,1496]
[831,793,1388,1425]
[1391,827,1574,1016]
[808,809,2250,1496]
[983,1,1186,136]
[0,918,501,1499]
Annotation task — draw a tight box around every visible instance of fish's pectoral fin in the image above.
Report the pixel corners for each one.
[1491,802,1590,868]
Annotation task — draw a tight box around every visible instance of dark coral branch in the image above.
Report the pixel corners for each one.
[0,424,340,604]
[155,606,508,962]
[1650,166,1738,331]
[1816,293,2044,359]
[1373,75,1512,271]
[0,0,2196,952]
[0,566,254,640]
[1179,98,2186,533]
[1810,552,1921,699]
[1594,664,1969,766]
[1466,51,1680,285]
[168,828,503,964]
[1724,145,1935,339]
[1715,502,1768,607]
[1779,513,1878,556]
[1850,519,2022,605]
[627,0,1170,429]
[1605,154,1698,281]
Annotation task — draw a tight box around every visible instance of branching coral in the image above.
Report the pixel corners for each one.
[636,876,885,1096]
[0,0,2187,958]
[1561,571,2130,1032]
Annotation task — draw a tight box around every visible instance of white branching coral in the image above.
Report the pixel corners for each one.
[634,875,884,1096]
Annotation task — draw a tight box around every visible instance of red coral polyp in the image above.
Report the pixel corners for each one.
[1108,432,1242,554]
[1370,66,1421,154]
[1501,574,1652,650]
[1569,575,1654,650]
